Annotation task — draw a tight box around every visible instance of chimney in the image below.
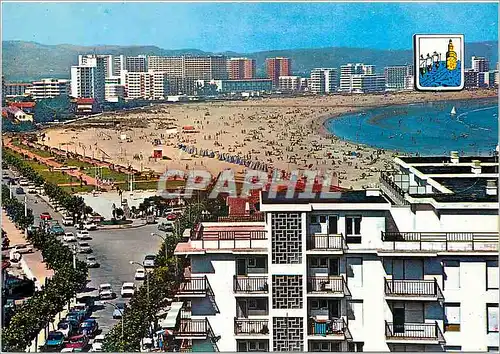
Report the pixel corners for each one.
[366,187,380,197]
[486,180,497,196]
[450,151,459,164]
[471,160,482,174]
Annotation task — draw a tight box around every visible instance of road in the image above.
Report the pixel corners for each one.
[3,171,164,333]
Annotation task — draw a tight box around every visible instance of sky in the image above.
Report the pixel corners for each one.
[1,2,498,53]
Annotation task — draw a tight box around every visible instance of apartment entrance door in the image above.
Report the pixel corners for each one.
[329,300,340,318]
[328,216,338,234]
[393,304,405,334]
[329,258,340,276]
[236,259,246,276]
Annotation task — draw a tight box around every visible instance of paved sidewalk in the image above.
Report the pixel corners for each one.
[2,210,54,288]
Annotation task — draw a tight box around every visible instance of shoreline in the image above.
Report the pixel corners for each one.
[33,89,497,190]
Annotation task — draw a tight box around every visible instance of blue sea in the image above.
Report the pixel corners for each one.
[324,98,498,155]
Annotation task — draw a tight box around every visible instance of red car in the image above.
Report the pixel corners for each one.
[166,213,177,221]
[40,212,52,221]
[64,334,89,351]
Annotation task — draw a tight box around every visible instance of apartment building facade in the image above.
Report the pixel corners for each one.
[124,71,169,100]
[71,55,106,103]
[384,65,413,90]
[228,58,256,80]
[266,58,291,88]
[340,63,376,92]
[170,153,498,352]
[278,76,301,92]
[310,68,338,93]
[31,78,70,100]
[3,82,32,97]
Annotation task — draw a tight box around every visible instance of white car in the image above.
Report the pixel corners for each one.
[143,255,156,268]
[78,241,92,254]
[121,282,136,298]
[77,230,91,240]
[99,284,114,300]
[134,268,146,280]
[83,222,97,231]
[61,348,75,352]
[14,243,33,254]
[63,232,77,242]
[90,334,105,352]
[62,216,74,226]
[27,185,37,194]
[86,255,99,268]
[19,179,29,186]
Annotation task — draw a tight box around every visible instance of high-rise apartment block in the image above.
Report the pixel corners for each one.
[310,68,338,93]
[184,56,228,80]
[166,153,498,352]
[148,56,185,78]
[278,76,301,92]
[3,82,32,97]
[228,58,256,80]
[31,79,70,100]
[71,55,106,103]
[340,63,384,93]
[125,55,148,72]
[124,71,169,100]
[384,65,413,90]
[266,58,291,87]
[472,56,489,73]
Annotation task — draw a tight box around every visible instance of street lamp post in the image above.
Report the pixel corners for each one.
[103,302,124,348]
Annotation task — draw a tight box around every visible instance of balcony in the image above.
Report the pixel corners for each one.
[385,321,445,344]
[307,276,351,297]
[380,231,498,253]
[177,276,211,297]
[174,318,215,339]
[307,318,352,340]
[234,318,270,336]
[233,276,269,294]
[384,278,443,301]
[306,234,346,252]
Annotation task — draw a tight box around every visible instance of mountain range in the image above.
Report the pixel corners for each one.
[2,40,498,81]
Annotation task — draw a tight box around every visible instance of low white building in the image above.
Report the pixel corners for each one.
[125,71,169,100]
[278,76,301,92]
[31,78,70,100]
[170,152,498,352]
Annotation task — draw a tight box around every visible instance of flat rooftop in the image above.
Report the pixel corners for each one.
[399,155,499,164]
[261,190,388,204]
[413,165,498,175]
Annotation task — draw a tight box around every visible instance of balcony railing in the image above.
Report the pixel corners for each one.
[384,278,443,299]
[380,173,409,206]
[306,234,346,251]
[381,231,498,252]
[233,276,269,293]
[385,321,444,342]
[218,213,265,222]
[234,318,270,335]
[177,276,209,296]
[175,318,210,337]
[307,276,351,296]
[308,318,351,339]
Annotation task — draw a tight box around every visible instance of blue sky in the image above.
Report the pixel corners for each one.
[2,2,498,52]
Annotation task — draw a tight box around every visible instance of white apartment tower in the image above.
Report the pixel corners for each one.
[340,64,376,92]
[472,56,490,73]
[71,55,106,103]
[310,68,338,94]
[30,78,70,100]
[278,76,301,92]
[124,71,169,100]
[169,153,499,352]
[384,65,413,90]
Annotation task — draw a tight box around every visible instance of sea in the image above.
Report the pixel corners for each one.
[324,97,499,156]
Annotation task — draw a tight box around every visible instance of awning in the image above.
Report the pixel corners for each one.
[160,301,184,329]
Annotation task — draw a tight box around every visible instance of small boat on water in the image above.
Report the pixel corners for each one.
[450,106,456,115]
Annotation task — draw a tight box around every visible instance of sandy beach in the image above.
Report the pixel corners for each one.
[38,89,496,189]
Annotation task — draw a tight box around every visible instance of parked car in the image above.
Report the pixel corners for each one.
[76,230,91,240]
[143,255,156,268]
[79,319,99,337]
[78,241,92,254]
[98,284,114,300]
[121,282,135,298]
[40,212,52,221]
[166,213,177,221]
[62,216,74,226]
[60,348,76,353]
[90,334,105,352]
[112,302,127,319]
[19,179,30,186]
[44,331,65,351]
[71,303,90,318]
[63,233,77,243]
[83,221,97,231]
[57,321,73,338]
[86,256,99,268]
[64,335,89,352]
[66,311,85,323]
[134,268,146,280]
[158,222,174,232]
[16,187,25,195]
[50,223,65,236]
[14,243,33,254]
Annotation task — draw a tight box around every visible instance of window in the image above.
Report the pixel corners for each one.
[348,342,364,352]
[248,257,266,269]
[487,304,499,333]
[311,215,318,224]
[487,260,499,290]
[310,257,328,268]
[248,299,258,309]
[345,216,362,243]
[444,346,461,352]
[444,303,461,332]
[311,299,328,309]
[443,260,460,289]
[319,215,327,223]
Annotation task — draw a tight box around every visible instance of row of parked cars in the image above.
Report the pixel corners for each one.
[43,298,103,352]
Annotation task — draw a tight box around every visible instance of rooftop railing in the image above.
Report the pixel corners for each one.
[190,224,267,249]
[380,173,409,206]
[385,321,444,342]
[381,231,498,252]
[384,278,443,299]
